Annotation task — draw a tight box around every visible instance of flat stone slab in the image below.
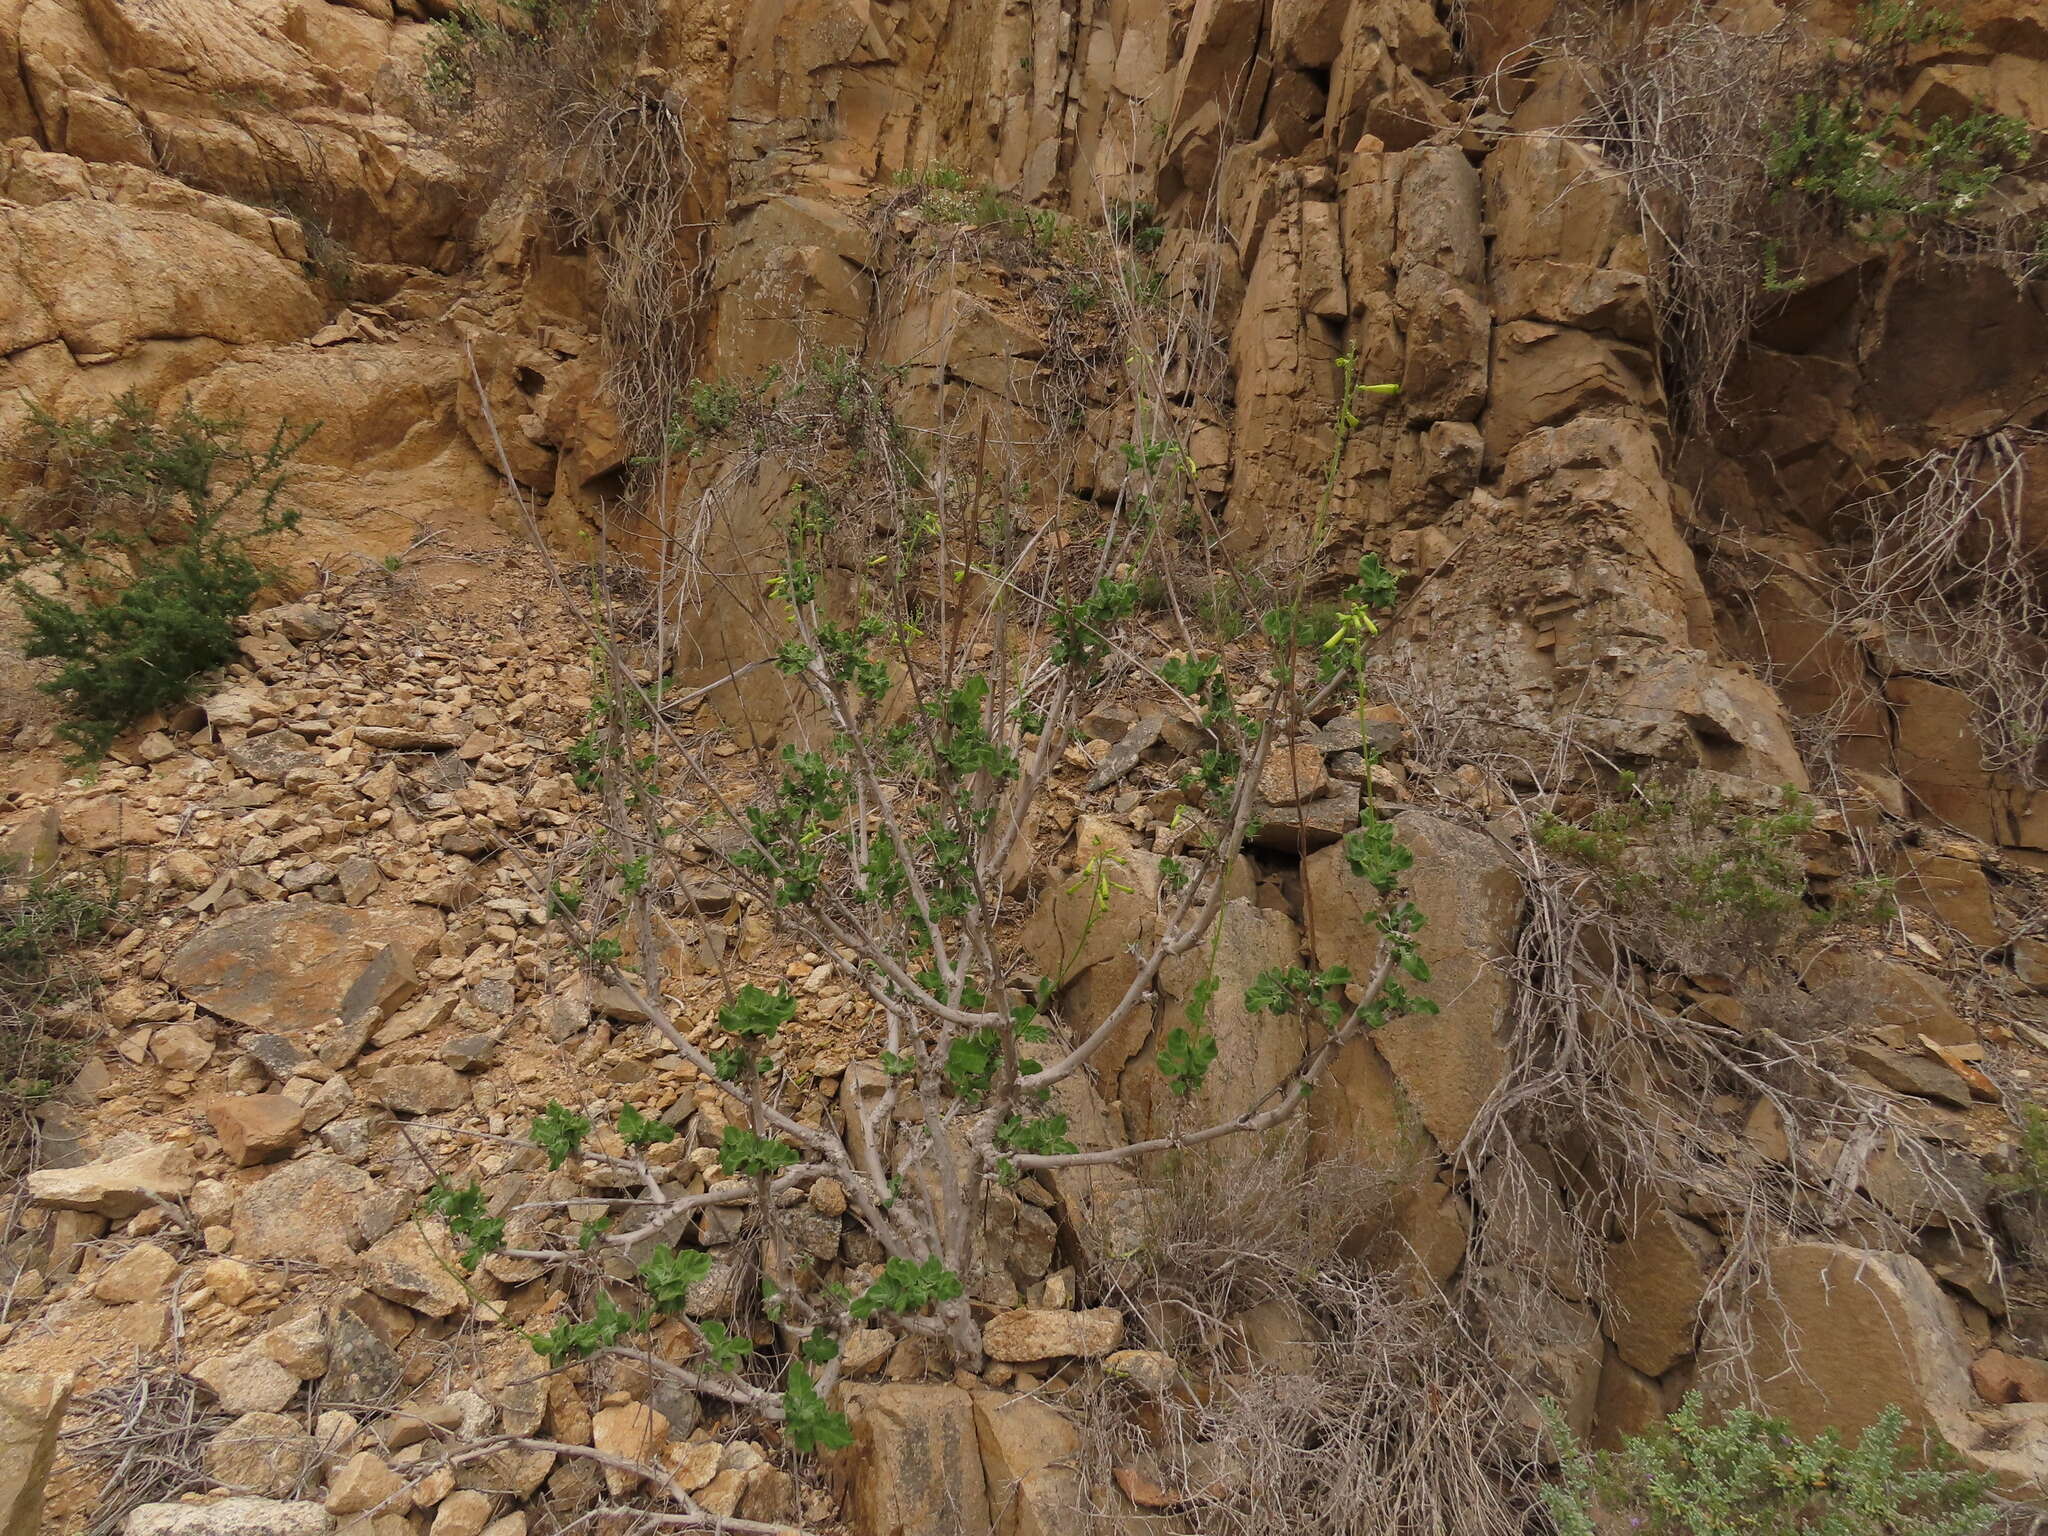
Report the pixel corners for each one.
[164,902,435,1035]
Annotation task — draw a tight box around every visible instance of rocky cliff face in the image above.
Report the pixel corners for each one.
[4,0,2048,1533]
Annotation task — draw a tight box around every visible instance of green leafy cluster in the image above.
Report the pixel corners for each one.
[782,1363,854,1453]
[422,1180,506,1272]
[849,1255,965,1320]
[1854,0,1971,55]
[2,396,312,757]
[1544,1394,1994,1536]
[719,1124,801,1178]
[532,1101,592,1169]
[1769,94,2031,240]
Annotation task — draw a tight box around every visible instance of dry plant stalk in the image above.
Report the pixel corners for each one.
[1078,1133,1538,1536]
[1458,763,1997,1398]
[1835,429,2048,787]
[1560,1,1804,428]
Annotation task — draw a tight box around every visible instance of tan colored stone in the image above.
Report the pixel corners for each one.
[1603,1210,1717,1377]
[589,1403,668,1497]
[207,1094,306,1167]
[28,1143,195,1219]
[973,1391,1084,1536]
[1257,742,1328,806]
[832,1385,991,1536]
[94,1242,177,1305]
[193,1348,299,1416]
[203,1411,322,1499]
[0,1371,72,1536]
[357,1222,472,1319]
[982,1308,1124,1363]
[165,904,434,1036]
[1805,949,1972,1046]
[1304,810,1518,1154]
[428,1490,492,1536]
[1973,1350,2048,1406]
[232,1155,372,1264]
[327,1450,405,1515]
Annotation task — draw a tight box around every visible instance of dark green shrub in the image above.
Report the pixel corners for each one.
[1545,1393,1994,1536]
[2,394,313,757]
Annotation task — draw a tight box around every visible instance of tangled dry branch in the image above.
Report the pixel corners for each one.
[1835,429,2048,787]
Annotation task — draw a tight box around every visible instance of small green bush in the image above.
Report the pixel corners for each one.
[2,395,312,757]
[1855,0,1971,58]
[1546,1394,1995,1536]
[1535,777,1891,967]
[1769,93,2032,240]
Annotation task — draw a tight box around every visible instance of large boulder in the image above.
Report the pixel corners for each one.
[1603,1209,1718,1377]
[231,1155,375,1264]
[831,1385,992,1536]
[123,1500,331,1536]
[973,1392,1085,1536]
[1304,809,1521,1158]
[1740,1243,2048,1496]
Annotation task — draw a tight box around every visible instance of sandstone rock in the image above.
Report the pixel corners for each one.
[369,1064,467,1116]
[358,1222,471,1318]
[1304,809,1518,1155]
[1972,1350,2048,1406]
[590,1403,668,1497]
[973,1391,1084,1536]
[207,1094,306,1166]
[1603,1210,1717,1377]
[1249,780,1361,851]
[94,1242,177,1304]
[259,1314,331,1380]
[1896,850,2004,949]
[1845,1042,1973,1109]
[28,1143,195,1218]
[202,1258,257,1305]
[833,1385,991,1536]
[0,1371,72,1536]
[60,796,163,851]
[151,1024,216,1074]
[325,1451,403,1515]
[1742,1244,1973,1449]
[982,1308,1125,1362]
[232,1155,372,1264]
[1256,742,1328,806]
[428,1490,492,1536]
[123,1500,332,1536]
[203,1411,323,1499]
[193,1349,300,1416]
[1129,901,1306,1153]
[1806,949,1973,1046]
[165,905,433,1036]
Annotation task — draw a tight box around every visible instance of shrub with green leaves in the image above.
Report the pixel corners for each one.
[1534,777,1889,970]
[421,247,1428,1519]
[1,395,311,757]
[1545,1394,1994,1536]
